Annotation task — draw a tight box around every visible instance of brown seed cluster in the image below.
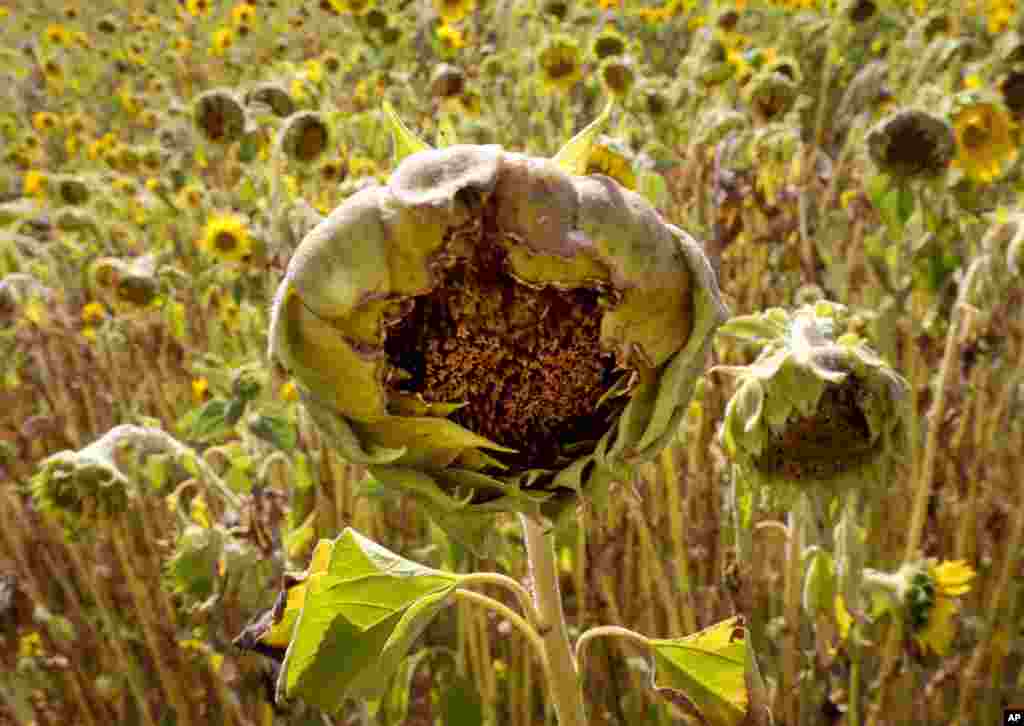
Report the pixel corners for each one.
[754,379,875,482]
[384,201,624,474]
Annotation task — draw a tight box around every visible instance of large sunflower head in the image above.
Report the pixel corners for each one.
[267,108,728,551]
[949,91,1018,184]
[200,212,254,264]
[538,35,584,93]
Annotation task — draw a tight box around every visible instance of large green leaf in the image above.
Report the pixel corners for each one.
[649,616,749,726]
[277,529,460,712]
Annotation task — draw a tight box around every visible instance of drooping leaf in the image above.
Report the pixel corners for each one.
[649,616,749,726]
[276,529,460,711]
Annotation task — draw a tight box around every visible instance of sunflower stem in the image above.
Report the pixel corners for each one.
[520,513,588,726]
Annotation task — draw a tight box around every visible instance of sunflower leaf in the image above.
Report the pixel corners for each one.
[649,616,750,726]
[276,529,460,712]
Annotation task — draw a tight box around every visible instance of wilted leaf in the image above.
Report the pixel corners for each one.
[275,529,461,712]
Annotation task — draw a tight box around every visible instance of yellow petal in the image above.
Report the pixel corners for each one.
[915,596,958,656]
[932,559,975,597]
[835,593,853,641]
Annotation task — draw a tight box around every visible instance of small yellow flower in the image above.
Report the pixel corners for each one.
[186,0,211,17]
[24,170,48,199]
[44,24,72,46]
[192,377,209,403]
[538,36,583,92]
[231,3,256,26]
[32,111,61,133]
[304,59,324,84]
[951,96,1018,184]
[200,213,253,264]
[18,632,44,659]
[82,302,106,325]
[211,27,235,57]
[280,380,299,402]
[191,494,211,528]
[436,23,466,52]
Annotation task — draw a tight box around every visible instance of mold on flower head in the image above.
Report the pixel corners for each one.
[269,120,727,551]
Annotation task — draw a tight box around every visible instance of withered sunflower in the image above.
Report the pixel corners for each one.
[268,112,727,551]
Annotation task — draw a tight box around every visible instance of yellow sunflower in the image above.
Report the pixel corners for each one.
[186,0,211,18]
[211,27,236,57]
[200,213,254,264]
[433,0,475,24]
[860,558,976,657]
[538,36,583,93]
[230,2,256,26]
[951,92,1018,184]
[911,559,975,656]
[583,136,637,189]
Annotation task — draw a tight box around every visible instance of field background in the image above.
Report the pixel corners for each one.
[1,0,1022,724]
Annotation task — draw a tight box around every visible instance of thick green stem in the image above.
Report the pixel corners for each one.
[520,514,588,726]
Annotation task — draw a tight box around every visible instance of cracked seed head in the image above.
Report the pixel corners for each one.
[269,133,727,551]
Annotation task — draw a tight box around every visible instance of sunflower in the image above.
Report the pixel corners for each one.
[861,558,976,656]
[186,0,211,17]
[211,27,236,57]
[598,56,635,98]
[910,560,976,656]
[583,136,637,189]
[538,35,583,92]
[200,213,254,264]
[32,111,61,133]
[434,0,475,24]
[592,28,627,59]
[950,92,1018,184]
[231,2,256,26]
[44,24,72,46]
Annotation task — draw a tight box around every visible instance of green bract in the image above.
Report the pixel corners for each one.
[716,302,909,496]
[268,119,727,552]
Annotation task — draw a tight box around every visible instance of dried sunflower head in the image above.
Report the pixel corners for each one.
[716,302,908,500]
[268,108,727,551]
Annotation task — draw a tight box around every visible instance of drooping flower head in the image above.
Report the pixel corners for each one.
[268,106,728,551]
[716,302,909,500]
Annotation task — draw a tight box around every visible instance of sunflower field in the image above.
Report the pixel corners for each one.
[1,0,1023,725]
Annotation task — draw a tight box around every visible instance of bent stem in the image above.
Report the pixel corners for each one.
[453,588,550,685]
[459,571,545,628]
[520,513,588,726]
[575,626,651,670]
